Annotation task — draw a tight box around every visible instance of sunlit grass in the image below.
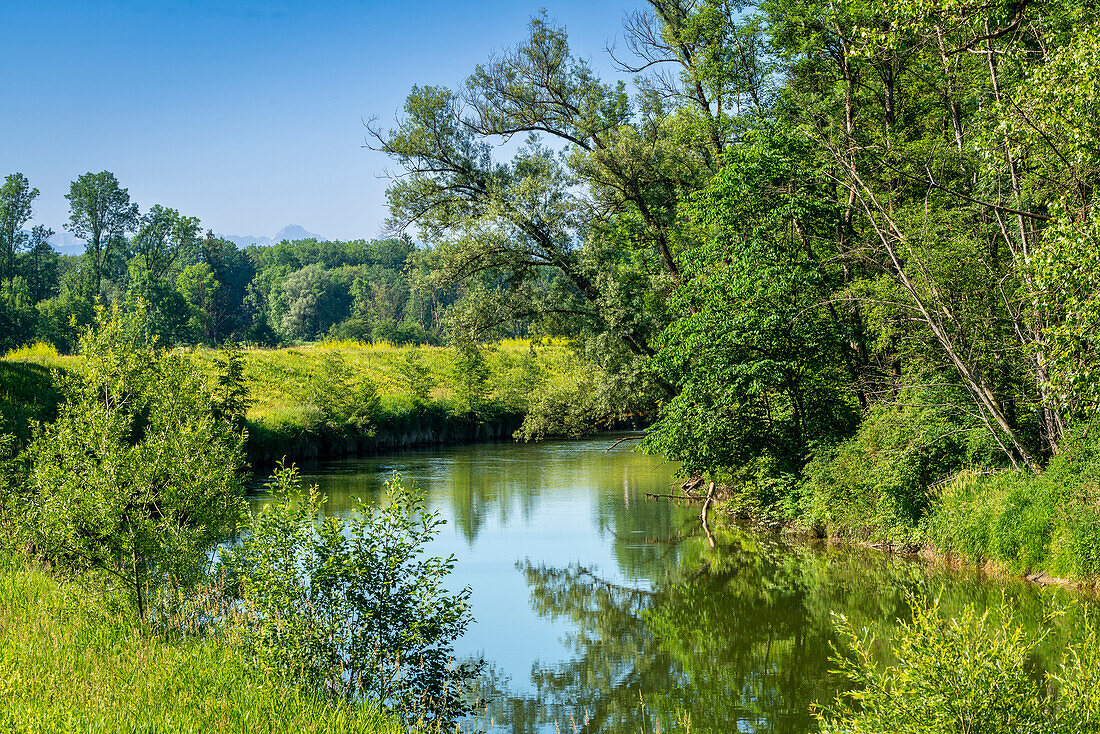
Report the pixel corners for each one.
[203,340,577,426]
[0,553,409,734]
[1,338,597,461]
[2,341,61,361]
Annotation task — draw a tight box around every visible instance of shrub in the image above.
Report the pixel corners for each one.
[224,463,479,726]
[801,394,1001,542]
[0,552,408,734]
[2,341,59,360]
[449,340,491,417]
[819,595,1100,734]
[395,350,434,406]
[18,303,248,619]
[305,352,381,432]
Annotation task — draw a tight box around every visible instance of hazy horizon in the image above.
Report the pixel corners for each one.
[2,0,645,243]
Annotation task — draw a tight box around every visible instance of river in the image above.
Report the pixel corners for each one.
[268,435,1084,734]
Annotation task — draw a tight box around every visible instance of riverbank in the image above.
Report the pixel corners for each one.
[0,553,408,734]
[705,428,1100,590]
[0,339,599,466]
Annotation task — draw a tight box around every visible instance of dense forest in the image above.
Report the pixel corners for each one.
[0,172,458,353]
[358,0,1100,556]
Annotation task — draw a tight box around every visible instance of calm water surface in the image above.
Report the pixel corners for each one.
[267,436,1085,734]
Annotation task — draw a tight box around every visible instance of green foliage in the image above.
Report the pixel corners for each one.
[225,463,478,725]
[645,127,858,479]
[126,258,194,345]
[305,352,381,432]
[130,204,200,281]
[369,9,720,430]
[0,275,38,353]
[516,364,618,440]
[927,429,1100,579]
[820,596,1100,734]
[494,344,546,414]
[395,350,434,405]
[801,392,1001,542]
[0,353,63,449]
[1028,206,1100,420]
[0,553,408,734]
[18,304,247,618]
[65,171,138,295]
[449,340,492,417]
[275,263,353,341]
[0,174,43,353]
[0,169,440,353]
[35,280,96,354]
[0,173,38,284]
[0,434,16,543]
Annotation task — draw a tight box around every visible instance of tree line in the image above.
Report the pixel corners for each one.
[0,171,457,353]
[367,0,1100,529]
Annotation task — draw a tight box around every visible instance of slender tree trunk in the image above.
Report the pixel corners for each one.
[837,156,1041,471]
[983,22,1064,455]
[132,538,145,621]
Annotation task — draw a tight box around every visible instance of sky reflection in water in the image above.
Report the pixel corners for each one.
[259,437,1082,734]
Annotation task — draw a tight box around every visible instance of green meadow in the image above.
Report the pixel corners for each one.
[0,338,600,464]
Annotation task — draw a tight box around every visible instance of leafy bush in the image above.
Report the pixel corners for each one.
[801,394,1001,543]
[305,352,381,432]
[225,463,479,725]
[395,350,435,405]
[819,596,1100,734]
[18,304,248,619]
[35,283,96,354]
[449,340,492,417]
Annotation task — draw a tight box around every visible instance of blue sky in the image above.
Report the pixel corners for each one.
[1,0,647,241]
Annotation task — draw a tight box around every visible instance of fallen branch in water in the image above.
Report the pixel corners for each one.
[700,482,716,547]
[644,492,705,502]
[605,434,646,452]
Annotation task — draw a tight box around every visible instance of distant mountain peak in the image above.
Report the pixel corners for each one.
[272,224,321,241]
[46,231,85,256]
[217,225,327,248]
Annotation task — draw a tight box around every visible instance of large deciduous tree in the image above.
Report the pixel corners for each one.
[126,204,202,344]
[0,173,42,350]
[65,171,139,297]
[370,6,768,423]
[0,173,38,285]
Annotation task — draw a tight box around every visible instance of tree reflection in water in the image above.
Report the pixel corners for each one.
[286,441,1075,734]
[471,524,1066,734]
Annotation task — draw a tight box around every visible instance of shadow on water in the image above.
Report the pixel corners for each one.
[258,437,1092,734]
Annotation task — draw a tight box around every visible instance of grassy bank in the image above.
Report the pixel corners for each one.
[211,339,581,463]
[745,399,1100,586]
[0,553,407,734]
[926,437,1100,582]
[0,338,602,465]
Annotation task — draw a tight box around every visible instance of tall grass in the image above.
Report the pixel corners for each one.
[0,553,409,734]
[194,339,577,424]
[927,430,1100,581]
